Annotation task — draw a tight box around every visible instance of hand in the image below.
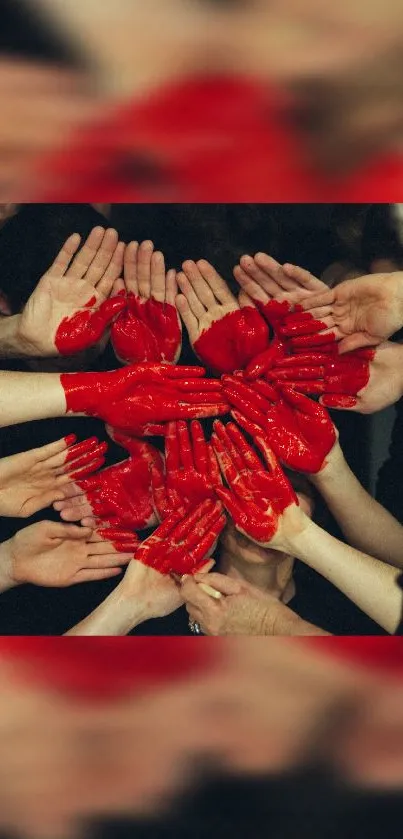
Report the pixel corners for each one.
[269,341,403,414]
[300,271,403,353]
[61,363,229,436]
[176,259,269,373]
[118,561,188,621]
[134,499,226,576]
[54,439,164,530]
[0,435,106,518]
[222,376,337,473]
[182,571,274,635]
[111,240,182,364]
[0,521,138,589]
[17,227,125,357]
[212,420,306,549]
[234,252,328,309]
[151,420,221,520]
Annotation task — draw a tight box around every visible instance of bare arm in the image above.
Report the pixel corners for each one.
[0,371,66,427]
[311,443,403,569]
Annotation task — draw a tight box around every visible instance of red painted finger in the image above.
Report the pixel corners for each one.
[249,379,279,403]
[68,457,106,480]
[176,403,230,419]
[274,381,326,395]
[64,437,101,462]
[191,420,209,475]
[272,353,331,368]
[165,366,206,378]
[245,338,286,380]
[293,343,337,355]
[191,513,227,571]
[150,463,169,521]
[280,386,327,418]
[213,420,245,472]
[269,366,325,382]
[64,444,108,472]
[320,394,358,409]
[172,499,216,543]
[207,443,221,486]
[230,409,268,442]
[165,421,181,472]
[226,422,262,471]
[183,503,225,553]
[174,379,223,392]
[176,391,227,405]
[93,296,127,326]
[177,421,194,471]
[278,316,328,338]
[290,331,337,350]
[221,380,269,424]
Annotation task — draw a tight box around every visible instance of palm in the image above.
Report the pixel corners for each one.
[122,560,183,618]
[333,273,403,347]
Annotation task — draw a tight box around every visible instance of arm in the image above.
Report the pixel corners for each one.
[0,371,66,427]
[311,443,403,569]
[0,316,25,358]
[286,520,402,635]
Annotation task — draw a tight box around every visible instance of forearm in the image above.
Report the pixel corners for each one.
[65,583,149,636]
[288,521,402,634]
[0,371,66,427]
[266,599,331,636]
[0,541,18,594]
[312,448,403,568]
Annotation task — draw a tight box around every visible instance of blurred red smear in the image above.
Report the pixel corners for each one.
[305,637,403,678]
[0,637,220,699]
[23,75,403,203]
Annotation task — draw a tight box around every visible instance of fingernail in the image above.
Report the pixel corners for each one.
[65,434,77,446]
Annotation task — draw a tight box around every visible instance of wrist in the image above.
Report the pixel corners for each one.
[0,540,20,592]
[60,371,103,416]
[0,315,28,358]
[67,581,149,636]
[310,442,348,487]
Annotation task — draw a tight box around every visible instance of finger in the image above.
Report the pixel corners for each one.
[226,422,262,471]
[137,240,154,298]
[320,395,358,410]
[151,251,166,303]
[63,441,107,469]
[238,290,257,309]
[300,290,335,311]
[282,263,327,292]
[280,385,329,419]
[279,315,334,339]
[253,253,300,292]
[47,233,82,277]
[231,410,268,442]
[221,380,267,427]
[207,443,222,486]
[176,294,199,344]
[191,420,209,474]
[151,463,169,520]
[88,553,133,568]
[166,269,178,306]
[215,485,248,529]
[289,331,338,350]
[182,260,217,309]
[95,240,126,298]
[177,421,194,471]
[75,568,122,583]
[213,420,245,472]
[241,253,285,295]
[165,421,181,471]
[193,571,242,595]
[196,259,237,305]
[164,365,206,378]
[271,353,331,369]
[338,333,379,354]
[65,226,106,279]
[177,271,206,319]
[58,502,93,522]
[84,228,119,286]
[49,522,92,540]
[211,428,241,485]
[187,508,226,557]
[172,499,216,542]
[34,433,77,462]
[224,376,275,414]
[65,457,106,480]
[111,277,126,297]
[245,339,286,380]
[269,366,325,382]
[176,403,230,420]
[233,264,269,304]
[123,241,139,295]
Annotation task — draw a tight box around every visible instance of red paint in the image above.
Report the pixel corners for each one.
[64,434,77,446]
[193,308,269,374]
[212,420,297,544]
[60,364,229,436]
[151,420,221,520]
[0,638,218,699]
[271,347,375,398]
[245,337,287,380]
[95,526,140,554]
[135,499,226,576]
[76,441,164,530]
[31,75,403,204]
[111,292,182,365]
[321,395,358,409]
[55,297,126,355]
[222,375,336,473]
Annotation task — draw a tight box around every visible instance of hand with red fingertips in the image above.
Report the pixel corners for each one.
[133,498,226,576]
[176,259,270,375]
[151,420,221,521]
[17,227,126,358]
[60,363,229,436]
[211,420,304,549]
[222,375,337,474]
[0,435,107,519]
[233,253,328,313]
[111,241,182,365]
[55,441,164,531]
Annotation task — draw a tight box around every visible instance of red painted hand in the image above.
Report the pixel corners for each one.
[211,420,300,547]
[222,376,337,473]
[60,363,229,436]
[18,227,126,357]
[134,499,226,576]
[268,345,374,405]
[151,420,221,520]
[54,440,164,530]
[111,241,182,365]
[176,259,269,374]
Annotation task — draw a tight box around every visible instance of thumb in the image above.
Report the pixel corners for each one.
[96,296,127,325]
[320,395,358,411]
[193,571,243,596]
[338,333,378,354]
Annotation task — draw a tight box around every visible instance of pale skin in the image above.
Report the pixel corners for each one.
[0,436,105,518]
[233,252,328,309]
[176,258,254,346]
[0,226,125,358]
[0,521,135,592]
